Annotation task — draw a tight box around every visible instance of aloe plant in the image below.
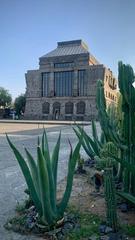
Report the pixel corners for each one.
[73,103,119,161]
[73,120,106,159]
[7,130,82,227]
[96,61,135,204]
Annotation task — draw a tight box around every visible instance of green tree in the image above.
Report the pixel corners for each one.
[0,87,12,108]
[14,94,26,115]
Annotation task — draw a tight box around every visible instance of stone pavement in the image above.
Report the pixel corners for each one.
[0,123,101,239]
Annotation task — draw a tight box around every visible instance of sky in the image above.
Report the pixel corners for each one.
[0,0,135,100]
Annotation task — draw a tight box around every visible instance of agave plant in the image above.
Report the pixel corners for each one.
[7,130,82,227]
[73,120,106,159]
[73,103,120,161]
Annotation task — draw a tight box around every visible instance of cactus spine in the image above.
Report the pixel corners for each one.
[96,62,135,201]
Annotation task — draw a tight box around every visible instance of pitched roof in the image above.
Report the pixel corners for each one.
[40,40,89,58]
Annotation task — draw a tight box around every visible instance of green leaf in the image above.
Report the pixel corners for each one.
[92,120,98,142]
[110,154,135,174]
[51,132,61,195]
[92,120,103,151]
[37,146,55,225]
[6,135,42,215]
[58,137,82,215]
[73,127,94,158]
[25,148,40,197]
[76,125,100,157]
[42,130,56,213]
[117,192,135,205]
[42,130,50,161]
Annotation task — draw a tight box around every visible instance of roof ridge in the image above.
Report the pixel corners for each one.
[40,42,89,58]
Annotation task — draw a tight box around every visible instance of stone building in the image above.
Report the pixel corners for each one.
[24,40,117,120]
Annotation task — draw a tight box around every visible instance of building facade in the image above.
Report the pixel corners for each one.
[24,40,117,120]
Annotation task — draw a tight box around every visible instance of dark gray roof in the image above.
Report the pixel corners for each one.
[40,40,89,58]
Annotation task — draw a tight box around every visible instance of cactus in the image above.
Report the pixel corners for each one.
[100,142,118,232]
[104,167,118,232]
[7,130,82,227]
[96,61,135,203]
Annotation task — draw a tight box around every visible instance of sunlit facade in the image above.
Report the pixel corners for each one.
[25,40,118,120]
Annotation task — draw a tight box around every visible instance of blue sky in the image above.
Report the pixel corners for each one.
[0,0,135,100]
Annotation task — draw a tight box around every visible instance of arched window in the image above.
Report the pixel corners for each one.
[65,102,73,114]
[53,102,60,113]
[53,102,60,120]
[76,101,85,114]
[42,102,50,114]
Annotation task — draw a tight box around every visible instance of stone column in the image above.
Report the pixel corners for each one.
[73,101,77,120]
[85,100,90,118]
[84,69,89,96]
[72,70,78,96]
[60,102,65,120]
[49,72,54,97]
[49,102,53,120]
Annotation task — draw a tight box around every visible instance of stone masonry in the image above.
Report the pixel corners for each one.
[24,40,118,120]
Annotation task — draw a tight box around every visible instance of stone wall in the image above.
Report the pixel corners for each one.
[25,96,98,121]
[24,40,118,120]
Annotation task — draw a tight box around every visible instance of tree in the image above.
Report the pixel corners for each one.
[14,94,26,116]
[0,87,12,108]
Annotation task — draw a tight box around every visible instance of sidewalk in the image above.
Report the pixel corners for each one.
[0,119,90,125]
[0,120,90,134]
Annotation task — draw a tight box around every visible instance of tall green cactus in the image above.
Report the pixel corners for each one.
[7,130,82,227]
[104,167,118,232]
[96,61,135,202]
[96,142,118,232]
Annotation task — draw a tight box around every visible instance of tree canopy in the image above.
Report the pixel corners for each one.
[0,87,12,108]
[14,94,26,115]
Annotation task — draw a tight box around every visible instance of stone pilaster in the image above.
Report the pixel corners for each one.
[72,70,78,96]
[49,72,54,97]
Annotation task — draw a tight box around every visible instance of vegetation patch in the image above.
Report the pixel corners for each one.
[4,200,101,239]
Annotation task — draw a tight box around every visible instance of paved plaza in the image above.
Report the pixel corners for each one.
[0,122,100,239]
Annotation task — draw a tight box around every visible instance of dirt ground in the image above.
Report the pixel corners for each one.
[57,171,135,226]
[0,123,59,134]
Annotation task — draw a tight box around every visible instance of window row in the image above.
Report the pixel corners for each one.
[42,101,86,115]
[42,70,86,97]
[106,91,117,101]
[106,76,117,89]
[54,62,74,68]
[54,71,73,96]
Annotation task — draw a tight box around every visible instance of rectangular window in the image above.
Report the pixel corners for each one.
[54,71,73,96]
[78,70,85,96]
[42,73,50,97]
[54,62,74,68]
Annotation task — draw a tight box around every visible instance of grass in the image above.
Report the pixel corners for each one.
[66,205,135,239]
[122,224,135,237]
[65,205,101,240]
[5,201,135,239]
